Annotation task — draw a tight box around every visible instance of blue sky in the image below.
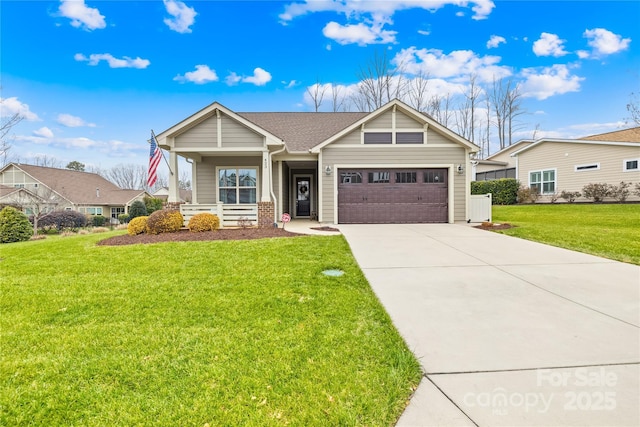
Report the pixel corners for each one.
[1,0,638,174]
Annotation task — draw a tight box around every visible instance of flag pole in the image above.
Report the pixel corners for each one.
[150,129,174,175]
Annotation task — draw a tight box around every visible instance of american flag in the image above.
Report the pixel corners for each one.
[147,133,162,187]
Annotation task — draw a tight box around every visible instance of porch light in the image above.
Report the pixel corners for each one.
[457,164,464,174]
[325,165,332,175]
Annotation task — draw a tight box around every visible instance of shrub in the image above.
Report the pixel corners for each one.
[471,178,519,205]
[560,190,581,203]
[127,216,148,236]
[0,206,34,243]
[146,210,184,235]
[635,183,640,198]
[39,210,87,232]
[516,186,539,204]
[128,200,148,220]
[144,196,164,214]
[582,183,611,202]
[91,227,110,233]
[188,213,220,232]
[237,216,253,228]
[92,215,107,226]
[548,192,559,203]
[118,213,130,224]
[609,181,631,202]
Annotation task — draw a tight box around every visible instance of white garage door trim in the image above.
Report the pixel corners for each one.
[332,163,455,224]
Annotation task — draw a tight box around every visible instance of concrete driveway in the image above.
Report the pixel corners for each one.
[339,224,640,427]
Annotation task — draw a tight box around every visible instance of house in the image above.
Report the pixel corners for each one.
[473,127,640,201]
[155,99,479,227]
[0,163,151,222]
[152,187,192,203]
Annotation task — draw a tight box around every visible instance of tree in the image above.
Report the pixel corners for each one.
[405,70,430,113]
[489,77,525,149]
[66,161,85,171]
[626,92,640,126]
[102,163,147,190]
[31,155,63,168]
[306,79,327,112]
[8,185,64,234]
[427,93,453,127]
[128,200,147,220]
[355,50,406,111]
[1,98,23,167]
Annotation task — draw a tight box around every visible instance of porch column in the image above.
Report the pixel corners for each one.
[261,150,270,202]
[168,151,180,203]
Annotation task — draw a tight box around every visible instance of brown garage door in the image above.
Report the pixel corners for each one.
[338,168,448,224]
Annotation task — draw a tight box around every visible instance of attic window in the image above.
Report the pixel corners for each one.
[396,132,423,144]
[364,133,392,144]
[574,163,600,172]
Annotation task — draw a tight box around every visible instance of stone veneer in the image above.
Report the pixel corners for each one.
[257,201,274,228]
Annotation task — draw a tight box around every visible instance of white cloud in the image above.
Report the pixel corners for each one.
[163,0,197,34]
[418,29,431,36]
[174,65,219,84]
[225,72,242,86]
[242,68,272,86]
[16,135,98,149]
[282,80,298,89]
[532,32,568,57]
[576,50,590,59]
[323,21,397,45]
[486,35,506,49]
[520,64,584,100]
[392,47,511,83]
[583,28,631,58]
[326,43,332,51]
[75,53,150,69]
[33,127,54,138]
[57,113,96,128]
[58,0,106,31]
[0,97,40,121]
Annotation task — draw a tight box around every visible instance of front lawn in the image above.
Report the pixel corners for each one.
[492,203,640,265]
[0,233,421,426]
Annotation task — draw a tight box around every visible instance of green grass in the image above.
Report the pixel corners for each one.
[492,203,640,265]
[0,233,421,426]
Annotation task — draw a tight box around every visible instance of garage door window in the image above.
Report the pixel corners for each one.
[368,171,390,183]
[396,172,417,183]
[424,170,445,183]
[340,172,363,184]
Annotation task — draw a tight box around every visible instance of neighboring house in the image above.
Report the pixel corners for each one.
[152,187,192,203]
[0,163,151,222]
[0,184,51,211]
[155,99,479,226]
[473,140,533,181]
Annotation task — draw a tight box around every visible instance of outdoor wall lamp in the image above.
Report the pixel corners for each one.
[325,165,332,175]
[457,164,464,174]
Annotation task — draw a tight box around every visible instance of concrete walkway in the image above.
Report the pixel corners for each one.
[338,224,640,427]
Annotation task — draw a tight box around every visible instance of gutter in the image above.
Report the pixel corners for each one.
[269,145,287,224]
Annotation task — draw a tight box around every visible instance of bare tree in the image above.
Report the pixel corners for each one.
[626,92,640,125]
[489,77,525,149]
[306,79,327,112]
[1,110,23,167]
[102,163,147,190]
[9,185,64,234]
[356,50,406,111]
[31,155,63,168]
[179,170,191,190]
[405,71,430,113]
[330,84,347,112]
[427,93,453,127]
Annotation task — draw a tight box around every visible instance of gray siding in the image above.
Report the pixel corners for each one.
[332,128,361,145]
[320,145,467,223]
[221,115,263,147]
[366,110,392,128]
[175,116,217,148]
[196,156,262,203]
[426,129,459,146]
[396,111,423,128]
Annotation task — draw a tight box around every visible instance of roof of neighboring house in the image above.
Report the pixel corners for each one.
[5,164,148,205]
[580,126,640,143]
[152,187,192,202]
[238,112,368,152]
[0,184,19,198]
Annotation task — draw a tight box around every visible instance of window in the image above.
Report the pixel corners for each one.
[368,171,390,183]
[530,169,556,194]
[219,168,257,204]
[623,158,639,172]
[395,172,417,183]
[364,133,392,144]
[574,163,600,172]
[340,172,362,184]
[424,170,445,183]
[14,184,24,188]
[85,207,103,215]
[396,132,423,144]
[111,207,125,219]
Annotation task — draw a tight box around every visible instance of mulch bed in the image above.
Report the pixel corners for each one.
[473,223,515,231]
[97,228,302,246]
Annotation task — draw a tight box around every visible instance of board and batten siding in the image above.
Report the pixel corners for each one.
[320,145,467,223]
[175,116,217,148]
[195,156,262,204]
[1,166,39,188]
[517,142,640,195]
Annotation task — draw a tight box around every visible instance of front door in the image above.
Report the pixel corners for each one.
[295,176,311,217]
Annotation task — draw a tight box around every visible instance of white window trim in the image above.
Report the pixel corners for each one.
[216,166,259,204]
[528,168,557,195]
[623,158,639,172]
[574,163,600,172]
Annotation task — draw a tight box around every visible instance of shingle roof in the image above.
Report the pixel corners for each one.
[0,184,19,198]
[581,126,640,143]
[11,164,147,205]
[237,112,368,152]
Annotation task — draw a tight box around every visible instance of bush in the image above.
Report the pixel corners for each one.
[128,200,148,220]
[516,186,539,204]
[39,210,88,232]
[582,183,611,202]
[0,206,34,243]
[471,178,519,205]
[92,215,106,226]
[560,190,581,203]
[188,213,220,232]
[144,196,164,214]
[146,209,184,235]
[127,216,148,236]
[635,183,640,198]
[609,181,631,202]
[118,213,130,224]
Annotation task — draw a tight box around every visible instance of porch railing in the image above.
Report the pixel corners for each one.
[180,203,258,228]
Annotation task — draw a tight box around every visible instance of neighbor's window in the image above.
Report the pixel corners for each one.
[83,207,103,215]
[395,172,417,183]
[530,169,556,194]
[396,132,423,144]
[363,132,392,144]
[574,163,600,172]
[623,158,639,172]
[111,207,125,219]
[219,168,257,204]
[368,171,390,183]
[340,172,363,184]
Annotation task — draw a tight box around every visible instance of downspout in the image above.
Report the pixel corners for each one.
[269,145,287,224]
